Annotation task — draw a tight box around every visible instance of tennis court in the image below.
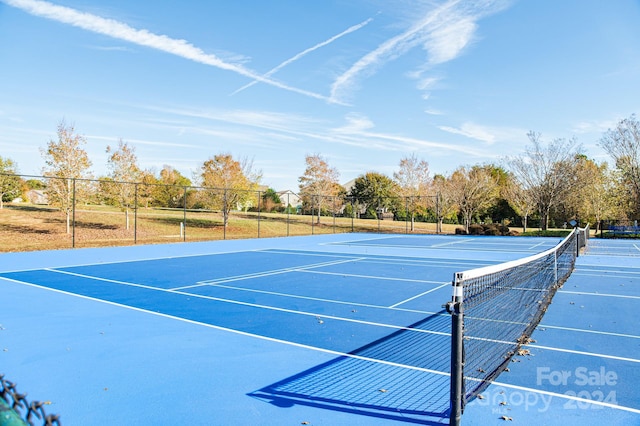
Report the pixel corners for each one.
[1,233,639,425]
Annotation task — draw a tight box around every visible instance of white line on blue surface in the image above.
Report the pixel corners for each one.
[295,269,443,284]
[429,238,474,248]
[204,283,447,313]
[539,324,640,340]
[558,290,640,300]
[37,269,451,338]
[389,283,450,308]
[181,258,365,289]
[528,344,640,363]
[0,276,451,377]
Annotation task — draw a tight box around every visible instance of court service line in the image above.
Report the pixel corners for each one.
[389,283,450,308]
[574,271,640,280]
[527,344,640,364]
[0,276,451,379]
[207,283,449,314]
[263,248,494,269]
[528,241,547,250]
[429,238,474,248]
[539,324,640,340]
[1,247,271,274]
[12,283,639,415]
[295,269,445,284]
[175,257,366,290]
[7,273,636,367]
[558,290,640,300]
[41,268,451,339]
[45,269,635,368]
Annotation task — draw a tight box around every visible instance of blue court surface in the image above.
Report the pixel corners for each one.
[1,234,638,425]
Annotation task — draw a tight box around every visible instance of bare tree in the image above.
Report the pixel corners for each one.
[393,154,431,231]
[508,132,582,230]
[40,120,93,234]
[105,139,141,230]
[447,165,498,233]
[298,154,341,224]
[599,114,640,217]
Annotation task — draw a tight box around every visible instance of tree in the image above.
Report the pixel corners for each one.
[599,114,640,217]
[560,156,615,228]
[349,172,400,218]
[298,154,341,223]
[432,174,458,233]
[105,139,142,229]
[504,174,536,232]
[262,188,282,212]
[393,154,431,231]
[508,132,582,230]
[0,156,22,209]
[40,120,93,234]
[153,165,192,208]
[199,153,261,227]
[447,165,498,233]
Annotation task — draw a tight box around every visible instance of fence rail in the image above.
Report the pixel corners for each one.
[0,174,444,252]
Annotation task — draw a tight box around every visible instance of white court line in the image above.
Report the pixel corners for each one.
[529,241,547,250]
[635,244,640,252]
[6,278,640,415]
[1,248,272,274]
[265,248,487,267]
[389,283,450,308]
[539,324,640,340]
[574,271,640,279]
[206,283,448,314]
[172,257,365,290]
[558,289,640,300]
[295,269,444,284]
[429,238,474,248]
[0,276,450,378]
[41,268,451,338]
[528,344,640,363]
[18,269,640,366]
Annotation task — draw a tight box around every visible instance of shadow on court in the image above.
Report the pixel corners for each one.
[249,310,452,425]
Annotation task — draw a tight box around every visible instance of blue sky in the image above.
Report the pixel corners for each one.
[1,0,639,191]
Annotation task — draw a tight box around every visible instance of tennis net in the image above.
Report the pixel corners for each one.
[446,227,588,425]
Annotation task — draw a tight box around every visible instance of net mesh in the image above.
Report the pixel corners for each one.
[454,228,586,408]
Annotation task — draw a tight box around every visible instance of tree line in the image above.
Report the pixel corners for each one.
[1,115,639,234]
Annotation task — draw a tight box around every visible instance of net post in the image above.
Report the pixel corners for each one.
[446,273,464,426]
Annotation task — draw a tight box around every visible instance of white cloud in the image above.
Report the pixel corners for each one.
[4,0,336,103]
[571,119,618,134]
[333,113,375,133]
[329,0,510,103]
[231,16,375,96]
[439,123,496,144]
[439,122,526,145]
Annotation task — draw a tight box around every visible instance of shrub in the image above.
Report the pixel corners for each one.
[468,224,484,235]
[455,227,467,235]
[483,224,500,236]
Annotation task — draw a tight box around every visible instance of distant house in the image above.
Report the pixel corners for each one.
[26,189,48,205]
[276,190,301,210]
